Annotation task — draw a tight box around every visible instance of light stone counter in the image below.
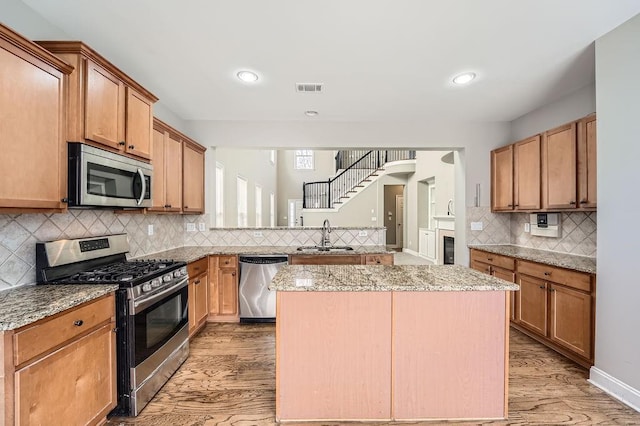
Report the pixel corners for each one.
[135,245,392,264]
[0,284,119,331]
[469,244,596,274]
[270,264,519,292]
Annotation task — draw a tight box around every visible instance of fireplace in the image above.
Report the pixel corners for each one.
[443,236,455,265]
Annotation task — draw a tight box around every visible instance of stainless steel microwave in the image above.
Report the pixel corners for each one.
[68,143,152,208]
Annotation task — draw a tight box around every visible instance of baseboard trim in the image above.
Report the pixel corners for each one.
[402,248,419,256]
[589,367,640,413]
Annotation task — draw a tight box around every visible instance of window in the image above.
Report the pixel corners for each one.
[294,150,314,170]
[237,176,248,227]
[270,193,275,227]
[215,163,224,227]
[255,185,263,227]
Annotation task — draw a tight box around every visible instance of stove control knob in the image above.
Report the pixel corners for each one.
[142,283,152,292]
[151,278,161,288]
[163,274,172,283]
[181,266,188,276]
[173,270,182,278]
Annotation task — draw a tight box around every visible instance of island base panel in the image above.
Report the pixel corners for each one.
[276,291,392,421]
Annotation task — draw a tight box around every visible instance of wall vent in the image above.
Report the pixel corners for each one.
[296,83,323,93]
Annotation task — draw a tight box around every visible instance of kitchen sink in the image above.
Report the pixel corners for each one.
[296,246,355,252]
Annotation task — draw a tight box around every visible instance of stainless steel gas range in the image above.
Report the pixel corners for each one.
[36,234,189,416]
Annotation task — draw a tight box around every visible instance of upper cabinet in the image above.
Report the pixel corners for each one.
[0,23,74,212]
[150,118,205,214]
[577,114,597,209]
[35,41,157,161]
[183,140,206,214]
[491,135,541,212]
[491,113,596,213]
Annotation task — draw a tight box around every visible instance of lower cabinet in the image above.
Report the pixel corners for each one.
[517,274,548,335]
[187,257,209,336]
[208,255,239,321]
[1,294,116,425]
[470,249,516,321]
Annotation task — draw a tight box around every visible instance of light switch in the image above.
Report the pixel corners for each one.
[186,223,196,232]
[147,224,154,236]
[254,231,263,238]
[524,223,531,233]
[198,223,206,231]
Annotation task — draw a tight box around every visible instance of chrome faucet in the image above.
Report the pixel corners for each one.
[320,219,332,248]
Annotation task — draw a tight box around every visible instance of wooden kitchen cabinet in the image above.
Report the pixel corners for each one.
[542,122,577,209]
[188,257,209,337]
[1,294,116,425]
[364,254,394,265]
[549,283,592,359]
[208,255,239,321]
[491,144,514,211]
[516,274,548,335]
[513,135,541,210]
[183,139,206,214]
[289,253,395,265]
[470,249,516,321]
[149,119,183,212]
[36,41,157,161]
[578,114,597,209]
[0,24,73,212]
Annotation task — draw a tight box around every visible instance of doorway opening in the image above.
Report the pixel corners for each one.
[384,185,405,249]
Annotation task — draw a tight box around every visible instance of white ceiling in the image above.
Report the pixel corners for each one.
[20,0,640,123]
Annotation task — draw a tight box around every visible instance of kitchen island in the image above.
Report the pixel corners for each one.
[270,264,519,423]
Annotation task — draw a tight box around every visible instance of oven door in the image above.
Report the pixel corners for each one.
[130,278,188,387]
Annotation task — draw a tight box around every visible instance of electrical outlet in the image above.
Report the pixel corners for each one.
[358,230,368,237]
[524,223,531,233]
[147,224,154,236]
[371,217,377,221]
[470,221,483,231]
[254,231,263,238]
[186,223,196,232]
[198,223,206,231]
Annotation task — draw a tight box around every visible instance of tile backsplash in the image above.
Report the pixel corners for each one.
[0,211,386,290]
[466,207,597,257]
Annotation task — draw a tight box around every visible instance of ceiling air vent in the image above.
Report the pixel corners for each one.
[296,83,323,93]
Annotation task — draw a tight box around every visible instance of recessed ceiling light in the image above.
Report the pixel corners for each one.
[304,110,319,117]
[452,72,476,85]
[237,70,259,83]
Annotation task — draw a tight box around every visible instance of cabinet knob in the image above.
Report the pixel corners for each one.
[514,204,519,207]
[194,279,201,285]
[164,204,171,208]
[129,145,135,150]
[60,197,70,203]
[539,285,545,289]
[74,320,84,327]
[580,199,588,204]
[487,257,493,261]
[544,271,552,276]
[184,206,189,209]
[569,201,576,205]
[507,204,513,207]
[232,272,236,276]
[118,141,126,146]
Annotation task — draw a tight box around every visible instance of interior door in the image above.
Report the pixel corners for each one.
[396,195,404,248]
[288,199,303,227]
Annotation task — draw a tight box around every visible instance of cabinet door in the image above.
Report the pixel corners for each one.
[470,260,491,275]
[209,257,220,316]
[188,279,196,335]
[0,41,67,210]
[578,115,597,209]
[491,145,514,211]
[195,273,209,325]
[15,323,116,425]
[549,284,592,360]
[517,274,547,335]
[150,128,166,210]
[514,135,541,210]
[542,122,577,209]
[85,59,124,150]
[218,268,238,315]
[183,142,205,213]
[165,133,183,211]
[493,267,516,322]
[125,87,153,160]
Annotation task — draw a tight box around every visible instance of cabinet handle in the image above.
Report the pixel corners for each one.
[184,206,189,209]
[487,257,493,261]
[232,272,236,276]
[74,320,84,327]
[60,197,70,203]
[118,141,126,146]
[514,204,519,207]
[549,288,556,292]
[539,285,545,289]
[569,201,576,205]
[194,279,201,285]
[507,204,513,207]
[544,271,552,276]
[580,199,588,204]
[164,204,172,208]
[129,145,135,150]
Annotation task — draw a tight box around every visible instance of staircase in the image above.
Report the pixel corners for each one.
[303,150,416,209]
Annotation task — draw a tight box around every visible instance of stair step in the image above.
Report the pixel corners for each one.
[333,202,343,205]
[346,190,357,194]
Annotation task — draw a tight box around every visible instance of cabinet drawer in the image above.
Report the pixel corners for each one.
[517,260,591,292]
[470,250,514,271]
[14,294,115,366]
[289,255,362,265]
[218,255,237,269]
[187,257,208,277]
[364,254,394,265]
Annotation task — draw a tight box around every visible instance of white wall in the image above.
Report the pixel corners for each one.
[213,148,278,227]
[186,120,512,265]
[510,83,596,141]
[590,13,640,409]
[1,0,70,39]
[277,150,335,226]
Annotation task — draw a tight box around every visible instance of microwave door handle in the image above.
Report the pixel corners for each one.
[135,168,146,206]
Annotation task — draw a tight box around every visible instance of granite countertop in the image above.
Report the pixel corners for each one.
[0,284,119,331]
[135,245,392,264]
[269,264,519,292]
[469,244,596,274]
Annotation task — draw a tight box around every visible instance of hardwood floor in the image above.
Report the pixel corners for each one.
[107,324,640,425]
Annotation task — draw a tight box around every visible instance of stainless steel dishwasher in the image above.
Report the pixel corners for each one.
[238,255,288,323]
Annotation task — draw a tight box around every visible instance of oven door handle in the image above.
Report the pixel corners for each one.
[131,278,188,314]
